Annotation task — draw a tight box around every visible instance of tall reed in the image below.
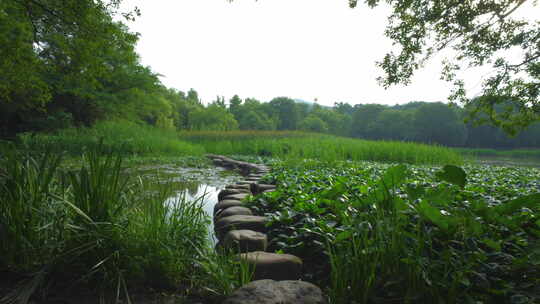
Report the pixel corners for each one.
[0,145,210,303]
[181,131,463,165]
[18,120,204,156]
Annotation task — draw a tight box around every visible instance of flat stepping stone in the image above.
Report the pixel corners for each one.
[226,184,251,190]
[214,215,267,240]
[223,280,326,304]
[214,200,244,215]
[218,189,250,201]
[222,193,250,201]
[238,252,302,281]
[248,173,265,178]
[212,159,224,166]
[215,206,253,220]
[251,183,276,195]
[223,230,268,253]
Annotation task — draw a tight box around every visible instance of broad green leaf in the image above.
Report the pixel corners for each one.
[436,165,467,189]
[405,183,425,201]
[424,186,454,207]
[381,164,409,189]
[417,200,448,231]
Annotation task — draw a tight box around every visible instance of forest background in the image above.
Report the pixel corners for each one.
[1,0,539,149]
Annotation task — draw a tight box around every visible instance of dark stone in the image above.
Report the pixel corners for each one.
[222,193,250,201]
[226,183,252,191]
[238,251,302,281]
[214,200,244,215]
[250,183,276,195]
[214,215,267,240]
[215,206,253,220]
[223,230,268,253]
[218,189,250,201]
[222,280,326,304]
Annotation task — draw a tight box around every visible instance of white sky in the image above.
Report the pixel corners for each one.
[119,0,538,107]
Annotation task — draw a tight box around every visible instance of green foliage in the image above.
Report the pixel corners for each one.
[436,165,467,189]
[298,114,329,133]
[268,97,299,130]
[180,131,463,165]
[0,146,209,303]
[349,0,540,133]
[0,0,165,136]
[188,104,239,131]
[194,248,255,297]
[248,160,540,303]
[18,120,204,156]
[350,103,387,139]
[457,148,540,161]
[413,102,467,146]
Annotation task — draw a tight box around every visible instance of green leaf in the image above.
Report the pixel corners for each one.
[405,183,425,201]
[417,200,449,231]
[424,186,454,207]
[436,165,467,188]
[335,231,352,242]
[481,238,502,251]
[381,164,409,189]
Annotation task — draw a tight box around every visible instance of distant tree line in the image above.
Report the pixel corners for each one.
[1,0,538,149]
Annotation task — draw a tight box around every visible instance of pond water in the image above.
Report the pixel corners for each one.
[136,164,243,243]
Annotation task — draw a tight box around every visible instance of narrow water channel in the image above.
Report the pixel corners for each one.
[164,184,221,243]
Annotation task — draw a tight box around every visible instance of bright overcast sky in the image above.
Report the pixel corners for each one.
[119,0,537,107]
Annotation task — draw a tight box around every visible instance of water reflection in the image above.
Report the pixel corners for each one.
[165,183,222,243]
[139,165,243,243]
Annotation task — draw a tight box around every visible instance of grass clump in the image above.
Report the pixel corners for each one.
[0,144,209,303]
[18,120,204,156]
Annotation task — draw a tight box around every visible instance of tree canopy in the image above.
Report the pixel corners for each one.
[348,0,540,134]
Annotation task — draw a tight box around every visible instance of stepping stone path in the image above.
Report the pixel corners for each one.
[215,206,253,220]
[239,251,303,281]
[206,154,326,302]
[218,188,249,201]
[214,215,267,239]
[222,279,327,304]
[222,192,250,201]
[251,183,276,195]
[223,229,268,253]
[213,199,245,215]
[226,184,251,190]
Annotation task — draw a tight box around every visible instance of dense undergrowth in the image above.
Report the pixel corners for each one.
[247,160,540,303]
[7,123,540,303]
[0,145,250,303]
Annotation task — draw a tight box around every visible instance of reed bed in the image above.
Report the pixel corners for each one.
[180,131,463,165]
[0,145,239,303]
[18,120,204,156]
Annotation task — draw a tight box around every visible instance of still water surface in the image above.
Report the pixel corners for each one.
[138,164,243,242]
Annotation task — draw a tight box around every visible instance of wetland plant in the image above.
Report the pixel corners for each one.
[0,146,209,303]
